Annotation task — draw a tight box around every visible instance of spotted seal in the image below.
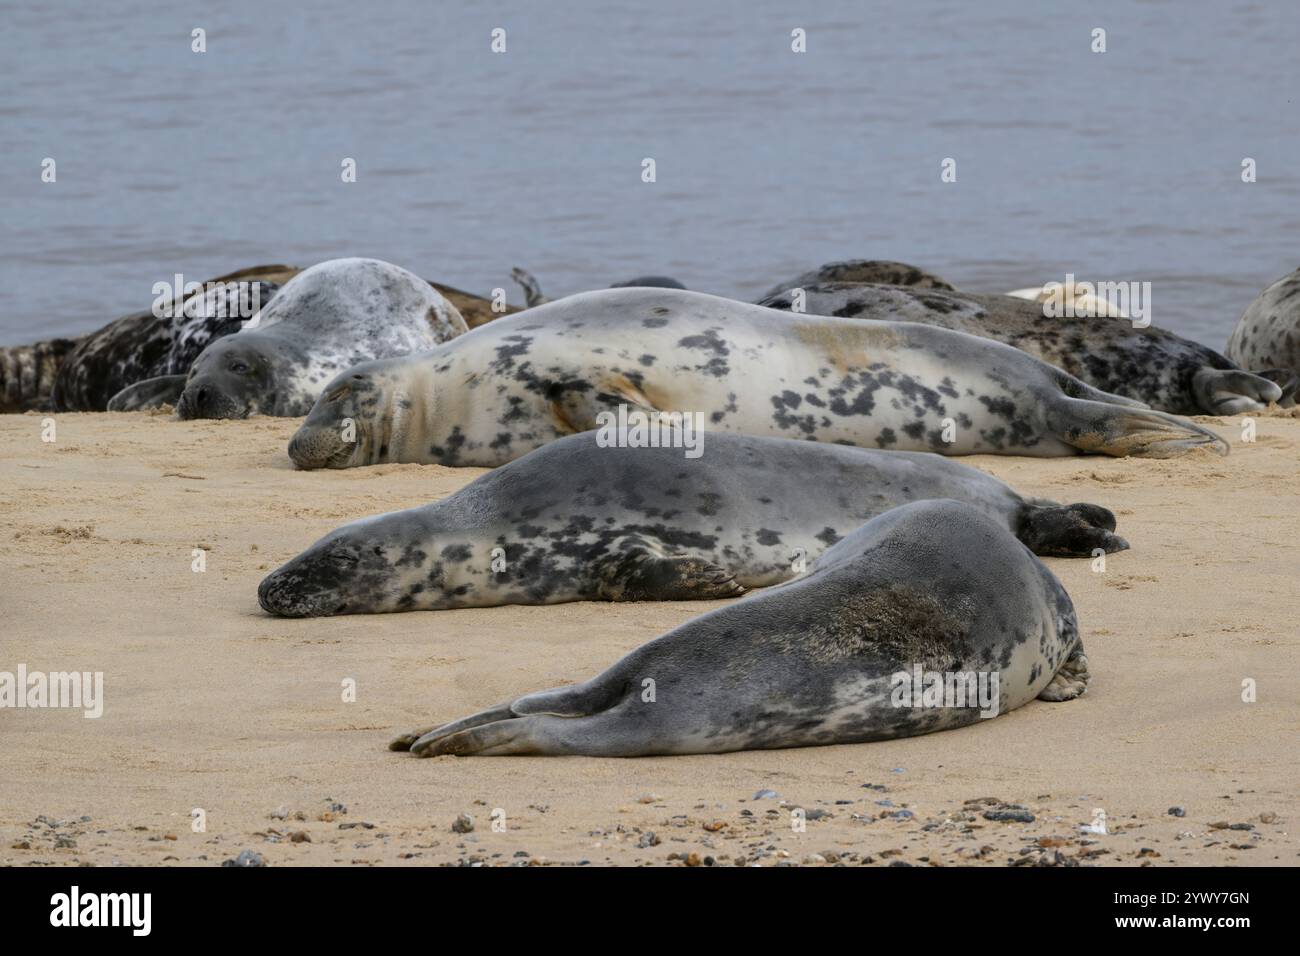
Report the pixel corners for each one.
[758,282,1286,415]
[0,263,515,413]
[1225,266,1300,404]
[0,265,293,413]
[390,499,1090,757]
[760,259,954,299]
[176,258,467,419]
[288,287,1227,470]
[258,430,1126,617]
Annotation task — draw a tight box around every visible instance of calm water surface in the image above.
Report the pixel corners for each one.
[2,0,1298,348]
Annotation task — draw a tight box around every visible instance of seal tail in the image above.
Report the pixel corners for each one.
[1047,395,1229,458]
[1192,367,1284,415]
[1016,502,1129,557]
[510,267,549,308]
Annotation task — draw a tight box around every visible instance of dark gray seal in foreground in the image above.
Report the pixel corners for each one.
[1225,266,1300,404]
[258,430,1127,617]
[758,282,1286,415]
[287,287,1228,471]
[390,499,1090,757]
[176,257,467,419]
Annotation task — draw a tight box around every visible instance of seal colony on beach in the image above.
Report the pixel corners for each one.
[286,286,1228,471]
[757,279,1288,415]
[257,430,1127,617]
[389,500,1089,757]
[175,258,468,419]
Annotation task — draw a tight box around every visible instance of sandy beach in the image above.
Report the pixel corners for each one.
[2,409,1297,867]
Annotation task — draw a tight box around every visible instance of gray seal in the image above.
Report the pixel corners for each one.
[1225,266,1300,404]
[176,257,467,419]
[390,499,1090,757]
[0,265,292,413]
[287,287,1228,471]
[758,282,1286,415]
[258,430,1127,617]
[760,259,954,299]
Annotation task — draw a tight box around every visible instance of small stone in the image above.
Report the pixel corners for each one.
[1167,806,1185,817]
[1259,811,1278,824]
[684,852,702,867]
[452,814,475,834]
[753,789,779,800]
[289,831,311,843]
[636,793,660,804]
[339,821,375,830]
[803,854,826,864]
[702,820,726,832]
[270,806,289,820]
[637,832,660,848]
[983,809,1035,823]
[222,850,265,868]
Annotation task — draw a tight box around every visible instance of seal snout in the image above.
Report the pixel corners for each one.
[257,568,322,617]
[288,423,347,470]
[177,382,245,420]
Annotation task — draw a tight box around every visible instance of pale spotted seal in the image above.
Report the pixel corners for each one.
[176,258,467,419]
[1225,266,1300,404]
[390,499,1090,757]
[758,282,1286,415]
[288,287,1228,470]
[258,430,1126,617]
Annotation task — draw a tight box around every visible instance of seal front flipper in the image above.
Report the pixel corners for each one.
[593,549,746,601]
[1046,395,1229,458]
[106,374,187,411]
[1017,502,1130,557]
[1036,644,1090,702]
[1191,367,1283,415]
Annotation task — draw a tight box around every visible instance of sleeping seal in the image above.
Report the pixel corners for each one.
[288,287,1227,470]
[1225,266,1300,403]
[390,499,1089,757]
[258,430,1127,617]
[176,257,467,419]
[760,259,954,299]
[758,282,1285,415]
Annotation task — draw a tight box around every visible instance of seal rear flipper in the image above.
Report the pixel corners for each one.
[106,374,187,411]
[1037,644,1090,702]
[1047,395,1229,458]
[1251,368,1300,408]
[1191,367,1284,415]
[510,266,549,308]
[593,549,746,601]
[404,677,635,756]
[1017,502,1129,558]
